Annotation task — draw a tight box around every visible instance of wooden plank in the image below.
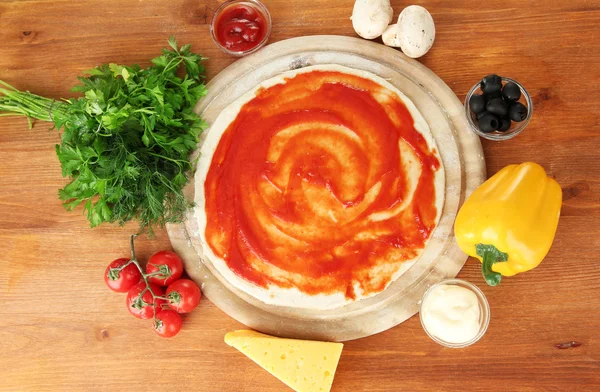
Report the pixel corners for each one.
[1,0,599,391]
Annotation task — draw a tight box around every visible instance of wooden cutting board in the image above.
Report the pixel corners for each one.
[166,35,486,342]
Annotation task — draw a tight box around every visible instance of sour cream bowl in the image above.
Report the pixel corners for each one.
[419,278,490,348]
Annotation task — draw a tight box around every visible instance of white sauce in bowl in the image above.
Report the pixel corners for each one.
[420,284,481,344]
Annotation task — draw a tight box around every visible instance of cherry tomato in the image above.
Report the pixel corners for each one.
[146,251,184,286]
[153,310,182,338]
[126,282,166,319]
[104,258,142,293]
[166,279,201,313]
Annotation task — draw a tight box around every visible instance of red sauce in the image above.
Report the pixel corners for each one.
[213,3,268,53]
[204,71,441,299]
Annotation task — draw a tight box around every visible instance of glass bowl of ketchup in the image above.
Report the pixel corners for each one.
[211,0,272,57]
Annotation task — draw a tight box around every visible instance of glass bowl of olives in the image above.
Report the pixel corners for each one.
[464,75,533,141]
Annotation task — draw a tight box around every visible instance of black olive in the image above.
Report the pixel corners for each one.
[481,74,502,95]
[477,110,490,120]
[478,113,499,133]
[508,102,528,122]
[486,97,508,117]
[486,90,503,100]
[497,117,512,132]
[502,82,521,101]
[469,94,486,114]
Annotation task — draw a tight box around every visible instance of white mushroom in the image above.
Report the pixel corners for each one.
[382,24,401,47]
[396,5,436,58]
[351,0,393,40]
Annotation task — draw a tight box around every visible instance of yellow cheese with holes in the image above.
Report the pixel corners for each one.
[224,330,344,392]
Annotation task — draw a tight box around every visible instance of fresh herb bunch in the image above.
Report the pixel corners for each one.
[0,37,207,232]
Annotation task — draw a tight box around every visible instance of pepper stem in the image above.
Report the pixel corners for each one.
[476,244,508,286]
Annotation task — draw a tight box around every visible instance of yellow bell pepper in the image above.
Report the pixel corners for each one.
[454,162,562,286]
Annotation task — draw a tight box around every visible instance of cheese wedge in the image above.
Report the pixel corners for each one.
[224,330,344,392]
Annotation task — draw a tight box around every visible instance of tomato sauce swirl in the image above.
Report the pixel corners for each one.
[204,71,441,299]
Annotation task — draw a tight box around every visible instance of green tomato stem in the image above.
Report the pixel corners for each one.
[168,291,181,304]
[113,259,135,274]
[128,234,162,319]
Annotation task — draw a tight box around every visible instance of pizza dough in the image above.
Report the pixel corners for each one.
[193,64,444,310]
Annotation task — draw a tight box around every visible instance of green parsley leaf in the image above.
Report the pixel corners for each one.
[168,35,179,52]
[0,38,208,232]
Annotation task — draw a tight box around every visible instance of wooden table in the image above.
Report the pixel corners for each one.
[1,1,599,391]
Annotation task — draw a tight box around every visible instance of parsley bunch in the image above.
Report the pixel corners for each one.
[0,37,207,232]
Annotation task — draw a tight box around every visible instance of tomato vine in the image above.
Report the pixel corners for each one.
[108,235,168,323]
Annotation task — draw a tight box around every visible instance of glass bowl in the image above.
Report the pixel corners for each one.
[419,278,490,348]
[464,77,533,141]
[210,0,272,57]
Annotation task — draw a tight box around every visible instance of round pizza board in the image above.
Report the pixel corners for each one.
[167,35,486,342]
